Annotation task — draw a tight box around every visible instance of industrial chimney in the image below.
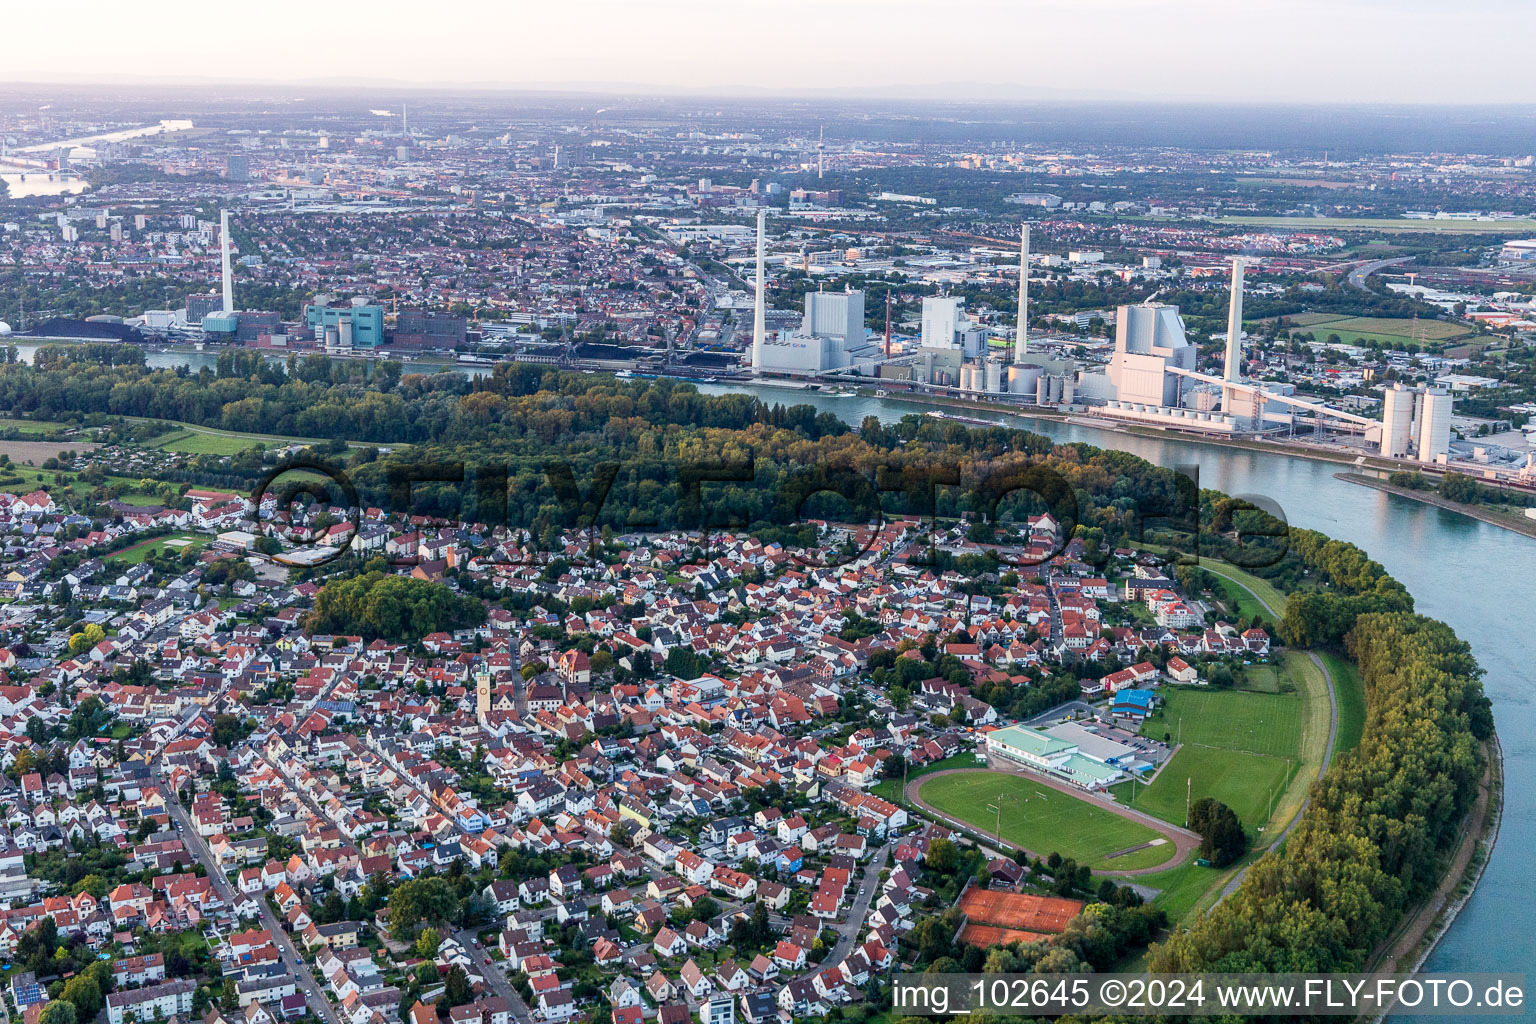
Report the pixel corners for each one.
[1224,257,1245,384]
[220,209,234,314]
[1014,222,1030,364]
[752,209,766,372]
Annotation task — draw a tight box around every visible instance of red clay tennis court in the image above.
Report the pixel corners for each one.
[956,887,1085,947]
[956,923,1051,947]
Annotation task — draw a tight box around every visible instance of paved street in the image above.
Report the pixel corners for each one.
[158,766,341,1024]
[453,928,535,1024]
[825,841,891,966]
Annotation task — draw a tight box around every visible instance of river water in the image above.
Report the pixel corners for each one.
[8,344,1523,978]
[692,382,1530,983]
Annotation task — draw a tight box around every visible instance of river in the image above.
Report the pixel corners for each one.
[692,382,1529,985]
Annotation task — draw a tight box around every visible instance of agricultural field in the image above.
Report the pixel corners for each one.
[0,439,99,464]
[916,770,1176,871]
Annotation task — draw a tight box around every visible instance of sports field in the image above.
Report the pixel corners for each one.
[916,770,1175,870]
[105,532,205,564]
[1124,744,1292,831]
[1126,686,1304,830]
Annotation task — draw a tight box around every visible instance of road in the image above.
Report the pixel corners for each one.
[824,841,892,967]
[453,928,536,1024]
[159,776,342,1024]
[1345,255,1415,289]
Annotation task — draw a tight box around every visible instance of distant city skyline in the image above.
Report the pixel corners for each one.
[4,0,1535,105]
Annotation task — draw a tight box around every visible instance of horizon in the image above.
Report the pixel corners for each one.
[3,0,1535,105]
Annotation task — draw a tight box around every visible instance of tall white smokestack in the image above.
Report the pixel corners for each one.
[220,209,234,313]
[1014,222,1030,364]
[1224,257,1245,383]
[752,209,766,372]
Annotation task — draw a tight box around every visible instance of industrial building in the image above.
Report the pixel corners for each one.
[392,310,467,350]
[1376,382,1453,463]
[749,211,878,375]
[304,299,386,350]
[754,288,875,373]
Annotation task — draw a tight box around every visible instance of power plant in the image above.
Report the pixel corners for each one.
[741,211,1455,460]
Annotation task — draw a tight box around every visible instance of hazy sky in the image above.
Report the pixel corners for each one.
[9,0,1535,103]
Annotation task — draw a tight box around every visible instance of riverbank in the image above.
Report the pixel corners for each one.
[1336,472,1536,541]
[1369,733,1504,1001]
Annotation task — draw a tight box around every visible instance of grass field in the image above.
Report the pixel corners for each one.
[1132,859,1228,924]
[1124,744,1293,832]
[104,532,205,565]
[1318,650,1367,754]
[1144,687,1303,757]
[1201,560,1290,618]
[126,415,367,452]
[1217,215,1536,234]
[1308,316,1468,341]
[1205,570,1272,628]
[1236,664,1284,693]
[152,429,268,456]
[1270,312,1352,328]
[917,770,1175,871]
[0,465,164,506]
[0,418,70,435]
[1292,314,1471,348]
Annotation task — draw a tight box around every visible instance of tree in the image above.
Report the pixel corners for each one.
[39,1002,76,1024]
[68,623,105,655]
[1187,797,1247,867]
[306,571,484,642]
[924,837,958,874]
[443,964,473,1007]
[388,876,459,939]
[60,971,104,1021]
[414,927,445,964]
